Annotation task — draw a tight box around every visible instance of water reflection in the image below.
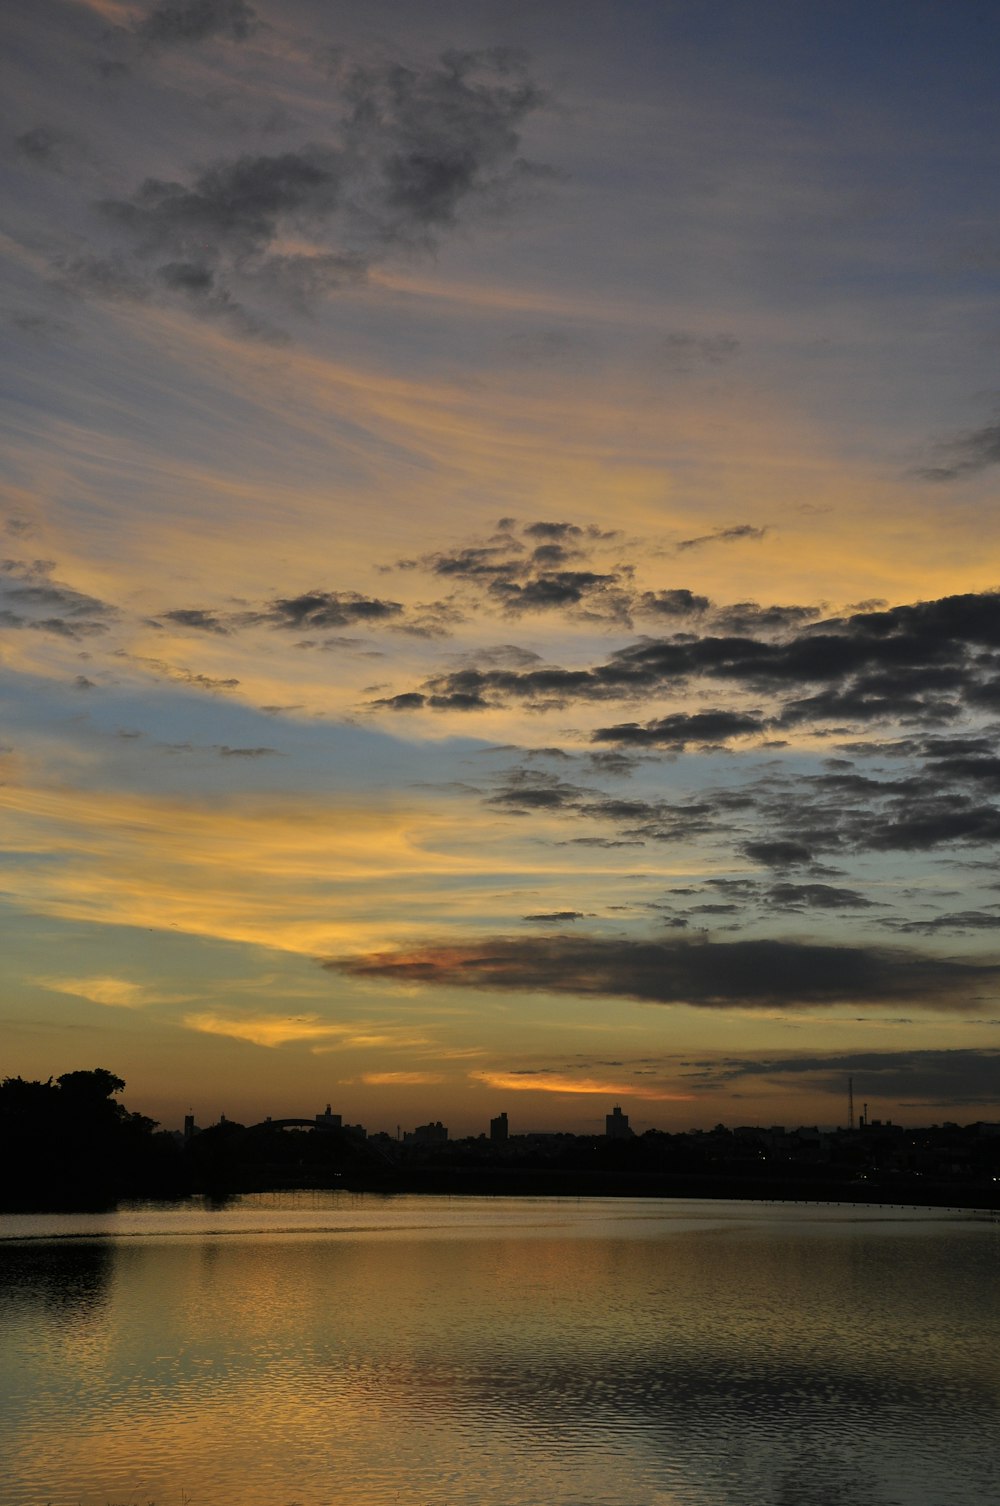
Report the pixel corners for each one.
[0,1198,997,1506]
[0,1240,113,1317]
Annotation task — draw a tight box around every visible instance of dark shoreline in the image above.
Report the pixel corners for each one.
[5,1161,999,1215]
[4,1177,998,1219]
[5,1070,998,1214]
[327,1167,999,1209]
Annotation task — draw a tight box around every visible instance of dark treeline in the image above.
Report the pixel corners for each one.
[0,1069,181,1211]
[3,1069,999,1211]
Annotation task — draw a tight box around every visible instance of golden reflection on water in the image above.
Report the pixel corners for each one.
[1,1198,997,1506]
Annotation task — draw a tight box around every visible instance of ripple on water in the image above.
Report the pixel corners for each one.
[0,1197,997,1506]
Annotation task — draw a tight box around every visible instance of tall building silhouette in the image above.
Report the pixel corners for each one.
[606,1104,633,1139]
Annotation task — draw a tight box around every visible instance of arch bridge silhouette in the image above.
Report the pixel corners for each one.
[246,1117,397,1166]
[249,1117,325,1131]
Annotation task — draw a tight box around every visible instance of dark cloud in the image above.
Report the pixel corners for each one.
[429,543,523,582]
[767,883,874,910]
[520,745,574,761]
[387,524,854,651]
[637,588,710,618]
[14,309,77,338]
[476,766,725,847]
[153,261,281,341]
[422,529,628,621]
[923,754,1000,792]
[560,836,645,849]
[486,769,590,812]
[56,254,150,306]
[88,50,548,328]
[14,125,71,171]
[918,412,1000,481]
[163,608,229,635]
[676,524,766,552]
[891,910,1000,935]
[492,570,622,614]
[135,0,257,45]
[217,745,277,757]
[427,689,491,710]
[730,748,1000,867]
[0,560,116,640]
[593,709,766,749]
[744,840,814,867]
[656,330,740,372]
[325,933,1000,1011]
[373,691,426,710]
[522,521,584,540]
[461,644,543,670]
[412,590,1000,742]
[262,591,404,631]
[250,251,368,309]
[688,1048,1000,1107]
[183,670,239,693]
[0,611,109,640]
[99,147,342,259]
[585,750,642,777]
[861,803,1000,851]
[123,653,240,693]
[357,49,546,230]
[522,911,583,923]
[1,575,111,620]
[710,601,821,635]
[154,586,410,641]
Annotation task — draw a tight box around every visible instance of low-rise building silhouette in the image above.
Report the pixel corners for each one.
[405,1120,448,1145]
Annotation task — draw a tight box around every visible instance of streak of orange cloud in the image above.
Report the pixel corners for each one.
[471,1070,693,1101]
[362,1071,445,1086]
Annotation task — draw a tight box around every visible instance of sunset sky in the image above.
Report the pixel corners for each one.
[4,0,1000,1135]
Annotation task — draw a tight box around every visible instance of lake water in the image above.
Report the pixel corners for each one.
[1,1195,997,1506]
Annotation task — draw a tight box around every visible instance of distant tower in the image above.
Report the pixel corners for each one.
[848,1076,854,1131]
[490,1111,509,1143]
[183,1113,196,1143]
[606,1104,633,1140]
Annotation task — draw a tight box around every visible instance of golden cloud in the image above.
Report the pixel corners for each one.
[471,1069,693,1101]
[34,974,188,1009]
[361,1071,445,1086]
[182,1011,431,1050]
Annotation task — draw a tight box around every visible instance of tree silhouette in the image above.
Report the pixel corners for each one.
[0,1068,179,1211]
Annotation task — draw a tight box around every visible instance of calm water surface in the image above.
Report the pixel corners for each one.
[1,1195,997,1506]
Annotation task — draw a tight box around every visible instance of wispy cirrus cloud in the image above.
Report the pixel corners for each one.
[35,975,191,1009]
[676,524,766,553]
[183,1011,430,1049]
[917,411,1000,482]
